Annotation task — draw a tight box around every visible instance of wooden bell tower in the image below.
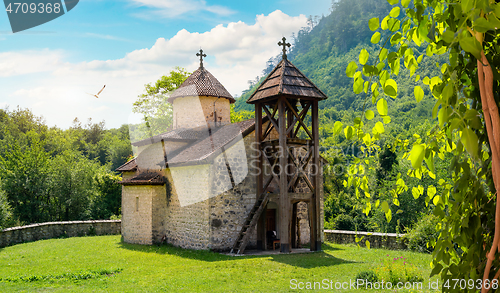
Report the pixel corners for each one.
[247,37,328,253]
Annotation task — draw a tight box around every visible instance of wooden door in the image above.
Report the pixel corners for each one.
[266,209,276,232]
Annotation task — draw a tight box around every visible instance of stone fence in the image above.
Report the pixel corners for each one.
[324,230,407,250]
[0,220,121,248]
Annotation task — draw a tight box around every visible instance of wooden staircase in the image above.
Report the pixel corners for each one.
[230,193,270,255]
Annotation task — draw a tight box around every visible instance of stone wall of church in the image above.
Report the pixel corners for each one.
[173,96,230,129]
[121,185,155,244]
[135,143,165,171]
[161,167,211,249]
[208,131,258,251]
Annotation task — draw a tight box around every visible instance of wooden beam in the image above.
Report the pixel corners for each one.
[278,97,291,253]
[256,102,263,213]
[263,105,280,135]
[291,203,297,248]
[267,192,312,202]
[311,100,321,251]
[284,99,313,140]
[293,102,311,138]
[287,103,310,136]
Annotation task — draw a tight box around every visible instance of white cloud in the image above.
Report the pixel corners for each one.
[0,10,308,129]
[130,0,235,18]
[0,49,64,77]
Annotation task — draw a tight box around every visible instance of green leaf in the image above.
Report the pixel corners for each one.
[384,84,397,98]
[377,98,388,116]
[379,48,388,61]
[369,17,379,31]
[414,86,424,102]
[461,128,479,158]
[458,35,482,60]
[381,16,390,30]
[461,0,474,11]
[401,0,410,7]
[333,121,343,135]
[381,201,389,213]
[389,19,401,32]
[365,240,371,249]
[427,185,437,198]
[412,187,422,199]
[385,208,392,222]
[430,263,443,277]
[365,110,375,120]
[433,195,441,206]
[441,30,455,43]
[383,116,391,124]
[371,32,381,44]
[383,79,398,97]
[474,17,497,33]
[353,77,364,94]
[346,61,357,78]
[373,121,385,134]
[438,106,451,127]
[495,3,500,16]
[389,7,400,17]
[409,144,425,169]
[424,151,435,173]
[387,0,398,5]
[488,15,500,30]
[359,49,369,65]
[344,126,354,140]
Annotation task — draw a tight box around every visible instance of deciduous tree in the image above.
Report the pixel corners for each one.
[343,0,500,290]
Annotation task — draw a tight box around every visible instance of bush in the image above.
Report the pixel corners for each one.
[404,213,439,253]
[332,214,355,230]
[355,270,378,283]
[0,189,15,229]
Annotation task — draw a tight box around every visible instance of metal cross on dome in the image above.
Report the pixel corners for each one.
[196,49,207,68]
[278,37,291,60]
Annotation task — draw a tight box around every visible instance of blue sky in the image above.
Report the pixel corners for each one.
[0,0,331,129]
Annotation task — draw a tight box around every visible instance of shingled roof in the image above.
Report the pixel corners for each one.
[116,119,256,173]
[131,127,208,147]
[168,67,235,103]
[118,172,165,185]
[246,58,328,104]
[166,119,255,166]
[116,159,137,172]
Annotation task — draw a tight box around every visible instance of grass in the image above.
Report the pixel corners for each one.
[0,235,439,292]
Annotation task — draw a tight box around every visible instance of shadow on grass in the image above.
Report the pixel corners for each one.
[117,241,355,268]
[268,251,355,268]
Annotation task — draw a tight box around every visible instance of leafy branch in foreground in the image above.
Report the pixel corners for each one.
[341,0,500,291]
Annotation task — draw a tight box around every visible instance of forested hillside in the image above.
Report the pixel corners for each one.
[0,107,132,228]
[234,0,447,241]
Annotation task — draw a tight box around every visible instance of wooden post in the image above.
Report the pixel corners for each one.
[255,104,264,250]
[257,207,267,250]
[279,97,291,253]
[291,203,297,248]
[311,100,321,251]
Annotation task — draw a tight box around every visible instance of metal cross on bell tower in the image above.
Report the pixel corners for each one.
[278,37,291,60]
[196,49,207,68]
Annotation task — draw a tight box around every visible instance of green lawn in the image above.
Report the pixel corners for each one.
[0,235,438,292]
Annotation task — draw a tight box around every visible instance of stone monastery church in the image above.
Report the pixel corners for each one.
[117,39,327,254]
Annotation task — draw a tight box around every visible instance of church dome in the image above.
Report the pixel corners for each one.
[168,66,234,104]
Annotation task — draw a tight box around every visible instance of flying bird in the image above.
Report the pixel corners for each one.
[87,85,106,98]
